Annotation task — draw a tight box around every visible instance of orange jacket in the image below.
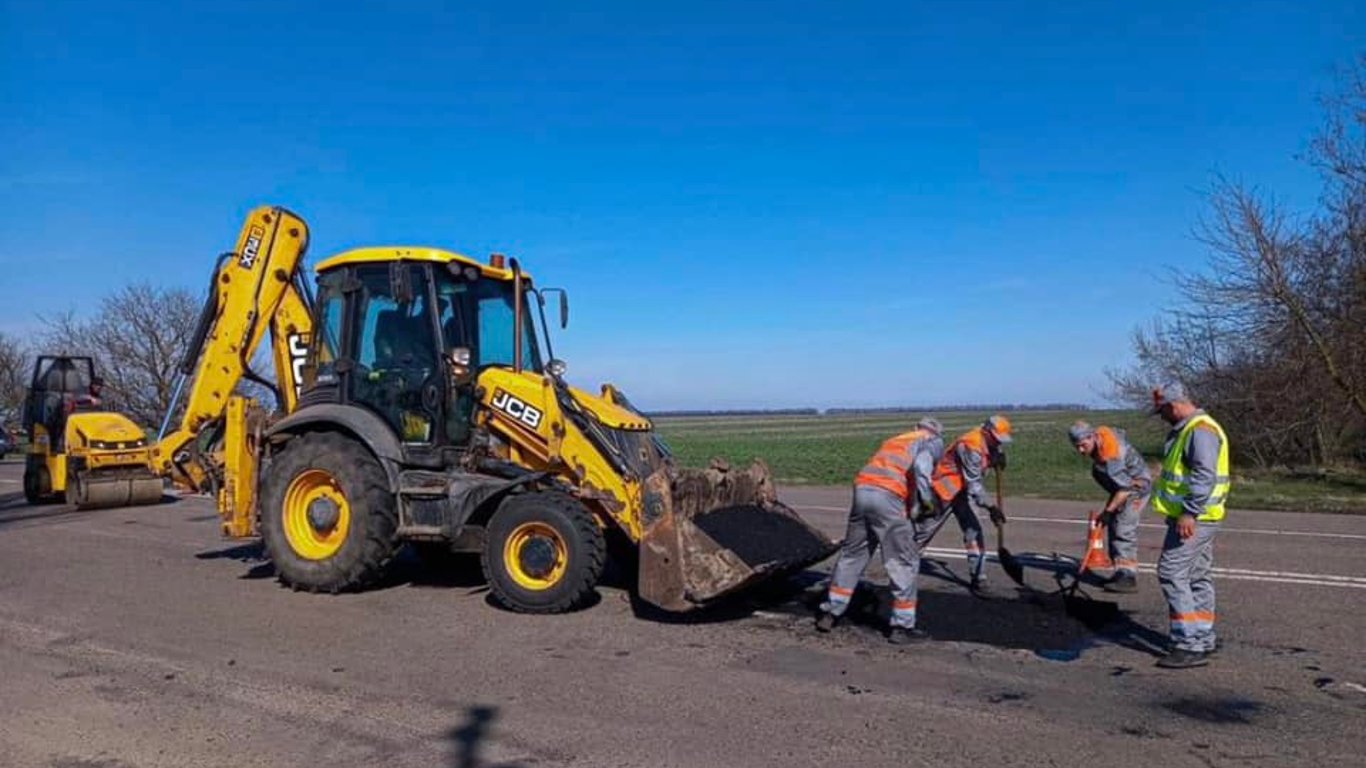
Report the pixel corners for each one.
[931,428,994,504]
[854,428,943,503]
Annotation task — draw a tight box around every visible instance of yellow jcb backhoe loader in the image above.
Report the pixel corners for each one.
[135,205,837,612]
[21,355,163,508]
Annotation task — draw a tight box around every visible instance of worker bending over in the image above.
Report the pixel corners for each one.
[816,417,945,644]
[1067,420,1151,593]
[923,415,1012,594]
[1151,383,1230,670]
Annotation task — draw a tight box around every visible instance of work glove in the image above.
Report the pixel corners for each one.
[987,504,1007,526]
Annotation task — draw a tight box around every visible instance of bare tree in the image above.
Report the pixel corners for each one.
[1110,56,1366,467]
[0,331,29,426]
[41,283,201,428]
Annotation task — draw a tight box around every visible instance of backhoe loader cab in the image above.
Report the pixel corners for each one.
[247,245,835,613]
[21,355,162,508]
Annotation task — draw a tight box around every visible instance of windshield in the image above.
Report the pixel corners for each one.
[434,268,542,373]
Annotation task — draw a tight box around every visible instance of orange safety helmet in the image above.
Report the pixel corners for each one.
[984,414,1013,444]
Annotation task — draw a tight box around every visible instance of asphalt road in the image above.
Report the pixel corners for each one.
[1,458,1363,768]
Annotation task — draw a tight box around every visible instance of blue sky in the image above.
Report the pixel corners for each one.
[1,1,1362,409]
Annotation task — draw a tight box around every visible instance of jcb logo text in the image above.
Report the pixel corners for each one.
[491,390,543,429]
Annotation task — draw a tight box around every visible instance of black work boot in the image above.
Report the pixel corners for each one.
[1156,648,1210,669]
[814,611,838,633]
[1104,571,1139,593]
[887,627,929,645]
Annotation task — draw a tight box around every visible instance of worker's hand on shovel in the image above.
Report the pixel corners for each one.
[987,504,1007,527]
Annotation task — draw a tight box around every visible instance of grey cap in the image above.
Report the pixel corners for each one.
[916,416,943,435]
[1151,381,1192,412]
[1068,420,1096,446]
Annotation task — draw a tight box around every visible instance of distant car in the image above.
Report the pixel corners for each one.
[0,430,14,460]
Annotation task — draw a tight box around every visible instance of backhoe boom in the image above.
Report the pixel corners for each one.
[151,206,312,498]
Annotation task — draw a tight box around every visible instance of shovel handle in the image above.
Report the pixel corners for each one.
[992,468,1006,545]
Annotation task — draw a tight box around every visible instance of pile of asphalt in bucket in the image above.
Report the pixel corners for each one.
[692,505,836,569]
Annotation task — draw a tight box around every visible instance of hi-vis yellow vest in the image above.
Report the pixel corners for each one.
[1153,414,1231,522]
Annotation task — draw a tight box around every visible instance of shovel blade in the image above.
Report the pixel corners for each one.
[998,545,1026,585]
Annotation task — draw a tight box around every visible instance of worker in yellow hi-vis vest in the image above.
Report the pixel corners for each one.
[1150,383,1231,670]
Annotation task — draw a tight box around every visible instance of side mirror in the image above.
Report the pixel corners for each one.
[539,288,570,329]
[448,347,473,384]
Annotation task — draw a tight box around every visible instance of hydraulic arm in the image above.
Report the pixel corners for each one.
[150,206,313,530]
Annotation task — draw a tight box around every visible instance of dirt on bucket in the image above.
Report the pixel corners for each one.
[691,505,836,569]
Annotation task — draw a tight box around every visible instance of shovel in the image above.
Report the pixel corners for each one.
[993,469,1026,585]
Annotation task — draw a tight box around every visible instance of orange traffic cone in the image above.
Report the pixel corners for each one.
[1077,511,1113,576]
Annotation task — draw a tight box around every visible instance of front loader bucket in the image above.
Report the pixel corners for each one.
[638,460,837,612]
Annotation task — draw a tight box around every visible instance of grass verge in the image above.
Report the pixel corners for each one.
[654,410,1366,514]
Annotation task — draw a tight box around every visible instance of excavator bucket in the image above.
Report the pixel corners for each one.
[637,459,838,612]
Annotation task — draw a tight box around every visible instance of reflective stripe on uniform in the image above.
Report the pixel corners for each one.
[855,429,932,500]
[1169,611,1215,632]
[1161,470,1231,484]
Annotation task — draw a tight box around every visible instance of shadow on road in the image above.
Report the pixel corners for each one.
[446,705,527,768]
[0,492,102,528]
[194,541,277,579]
[1160,695,1264,725]
[193,541,497,588]
[700,552,1170,660]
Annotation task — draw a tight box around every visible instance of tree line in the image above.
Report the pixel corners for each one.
[0,284,200,431]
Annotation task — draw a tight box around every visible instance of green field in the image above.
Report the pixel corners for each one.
[654,410,1366,513]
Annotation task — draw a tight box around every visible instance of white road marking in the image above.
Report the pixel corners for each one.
[795,504,1366,541]
[918,546,1366,589]
[0,479,20,484]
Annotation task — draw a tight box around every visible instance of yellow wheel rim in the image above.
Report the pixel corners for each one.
[282,469,351,561]
[503,522,568,591]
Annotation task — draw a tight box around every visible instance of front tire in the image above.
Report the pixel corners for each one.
[259,432,400,593]
[482,491,606,613]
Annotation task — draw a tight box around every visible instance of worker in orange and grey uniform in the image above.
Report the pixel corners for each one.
[1068,420,1151,593]
[1151,383,1231,670]
[920,415,1012,593]
[815,417,945,644]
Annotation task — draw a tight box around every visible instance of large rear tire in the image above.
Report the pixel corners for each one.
[482,491,606,613]
[23,457,53,505]
[259,432,400,593]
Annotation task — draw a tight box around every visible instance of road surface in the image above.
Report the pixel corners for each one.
[1,459,1362,767]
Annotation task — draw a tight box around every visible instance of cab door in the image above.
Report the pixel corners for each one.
[346,263,444,450]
